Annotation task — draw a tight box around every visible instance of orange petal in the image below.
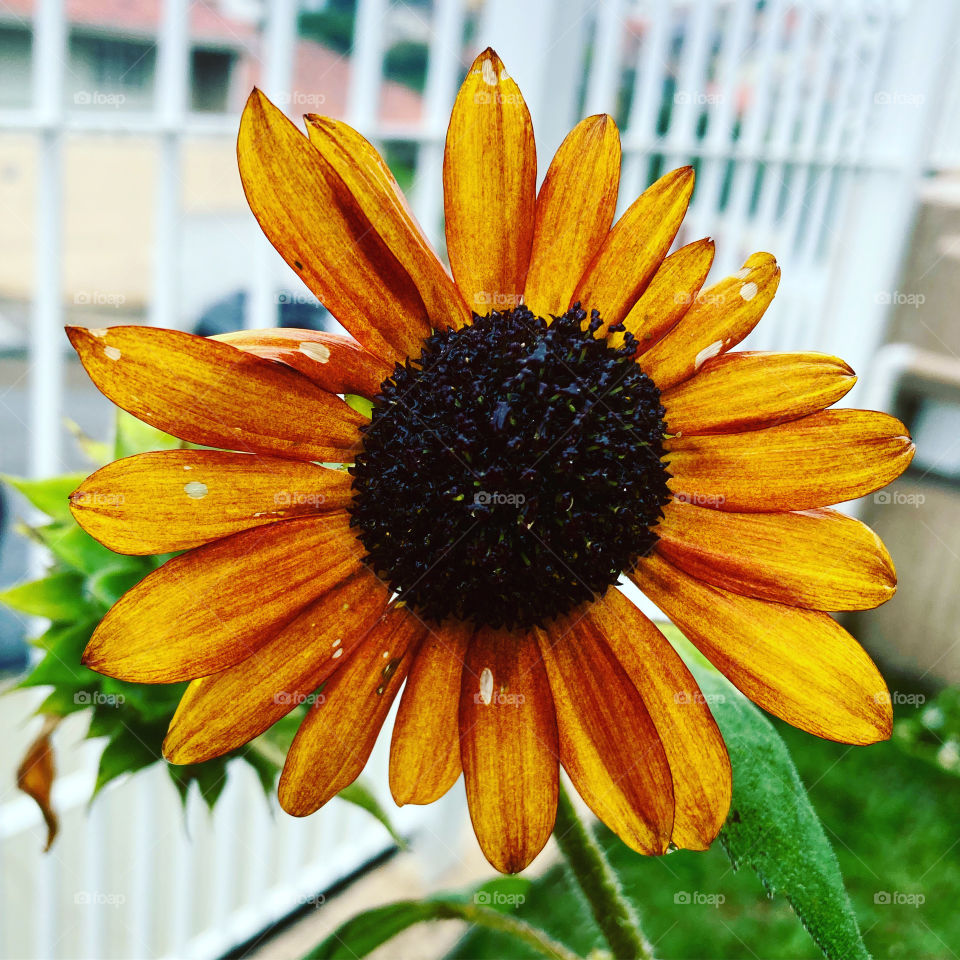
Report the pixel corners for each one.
[586,590,731,850]
[666,409,915,511]
[389,621,470,805]
[640,252,780,390]
[278,607,426,815]
[460,628,558,873]
[305,115,470,330]
[656,499,897,611]
[238,89,429,362]
[163,570,390,764]
[610,238,715,352]
[662,351,857,435]
[573,166,694,331]
[631,553,893,745]
[83,514,365,683]
[67,325,364,462]
[539,614,674,856]
[523,115,620,318]
[213,328,391,398]
[443,49,536,315]
[71,450,354,555]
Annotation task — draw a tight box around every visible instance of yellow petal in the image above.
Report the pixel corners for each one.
[278,606,426,815]
[460,628,558,873]
[71,450,354,555]
[67,325,364,462]
[83,514,365,683]
[666,409,915,511]
[656,499,897,610]
[632,553,893,744]
[523,115,620,318]
[587,589,731,850]
[238,89,429,361]
[305,116,470,329]
[443,49,536,315]
[539,614,674,856]
[389,621,470,805]
[213,328,391,398]
[662,351,857,434]
[640,252,780,390]
[573,166,694,331]
[610,238,715,351]
[163,570,390,763]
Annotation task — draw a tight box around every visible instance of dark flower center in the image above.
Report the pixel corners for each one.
[349,304,671,629]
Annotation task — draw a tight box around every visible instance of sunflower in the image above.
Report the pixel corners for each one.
[67,48,914,874]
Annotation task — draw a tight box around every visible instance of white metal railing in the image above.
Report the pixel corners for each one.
[2,0,960,957]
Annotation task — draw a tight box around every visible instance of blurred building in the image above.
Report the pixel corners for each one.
[0,0,423,341]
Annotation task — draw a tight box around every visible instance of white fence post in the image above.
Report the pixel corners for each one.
[150,0,189,331]
[28,0,66,480]
[824,0,960,399]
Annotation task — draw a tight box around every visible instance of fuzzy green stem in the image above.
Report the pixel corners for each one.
[441,903,582,960]
[552,783,655,960]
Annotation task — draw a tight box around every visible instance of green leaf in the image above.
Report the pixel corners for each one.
[344,394,375,418]
[0,572,93,620]
[308,902,448,959]
[238,742,281,796]
[64,418,112,465]
[17,621,96,689]
[99,675,186,722]
[337,780,407,849]
[86,704,125,740]
[86,563,150,608]
[306,879,554,960]
[114,410,183,460]
[170,759,230,810]
[93,725,163,798]
[2,473,87,522]
[37,686,98,717]
[31,619,96,652]
[679,638,871,960]
[34,523,131,577]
